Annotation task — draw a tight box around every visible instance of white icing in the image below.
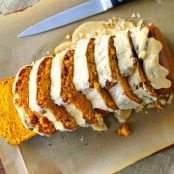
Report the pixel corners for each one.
[65,104,88,127]
[94,35,112,87]
[131,27,171,89]
[114,109,132,123]
[109,83,140,109]
[144,38,171,89]
[130,27,141,53]
[29,58,45,113]
[72,18,135,43]
[65,101,107,131]
[129,68,157,103]
[50,49,68,105]
[14,103,47,136]
[137,27,149,58]
[91,118,107,131]
[14,102,31,128]
[29,57,68,131]
[130,27,149,61]
[12,65,33,129]
[83,88,113,112]
[114,30,135,76]
[73,39,90,90]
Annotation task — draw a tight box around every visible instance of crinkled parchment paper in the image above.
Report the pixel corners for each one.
[0,0,174,174]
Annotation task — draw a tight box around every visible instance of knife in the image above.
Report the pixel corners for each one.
[18,0,131,38]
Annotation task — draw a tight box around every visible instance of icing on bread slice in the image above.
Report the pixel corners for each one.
[13,65,56,136]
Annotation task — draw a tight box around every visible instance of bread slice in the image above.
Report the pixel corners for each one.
[0,78,36,145]
[13,64,56,136]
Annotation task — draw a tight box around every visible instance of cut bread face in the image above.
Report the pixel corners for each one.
[0,78,36,145]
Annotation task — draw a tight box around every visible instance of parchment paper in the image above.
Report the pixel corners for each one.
[0,0,174,173]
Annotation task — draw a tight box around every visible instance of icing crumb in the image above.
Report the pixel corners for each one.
[66,34,71,40]
[148,23,153,26]
[78,33,84,39]
[145,110,148,114]
[108,18,112,23]
[65,141,69,145]
[137,19,144,27]
[80,135,84,141]
[137,12,141,18]
[167,94,174,104]
[46,51,50,55]
[117,124,132,136]
[131,13,136,18]
[159,99,167,106]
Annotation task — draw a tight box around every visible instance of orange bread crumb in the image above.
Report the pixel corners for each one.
[117,123,132,136]
[0,78,36,145]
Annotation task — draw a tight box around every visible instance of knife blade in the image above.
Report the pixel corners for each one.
[18,0,131,38]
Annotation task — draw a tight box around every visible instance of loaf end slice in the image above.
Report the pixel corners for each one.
[0,78,36,145]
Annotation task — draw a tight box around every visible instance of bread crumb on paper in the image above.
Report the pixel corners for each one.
[66,34,71,40]
[137,12,141,18]
[117,124,132,137]
[131,12,142,19]
[131,13,136,18]
[80,135,84,141]
[46,51,50,55]
[145,110,148,114]
[167,94,173,104]
[154,103,163,111]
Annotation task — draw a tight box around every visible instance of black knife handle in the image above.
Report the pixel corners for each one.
[111,0,131,7]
